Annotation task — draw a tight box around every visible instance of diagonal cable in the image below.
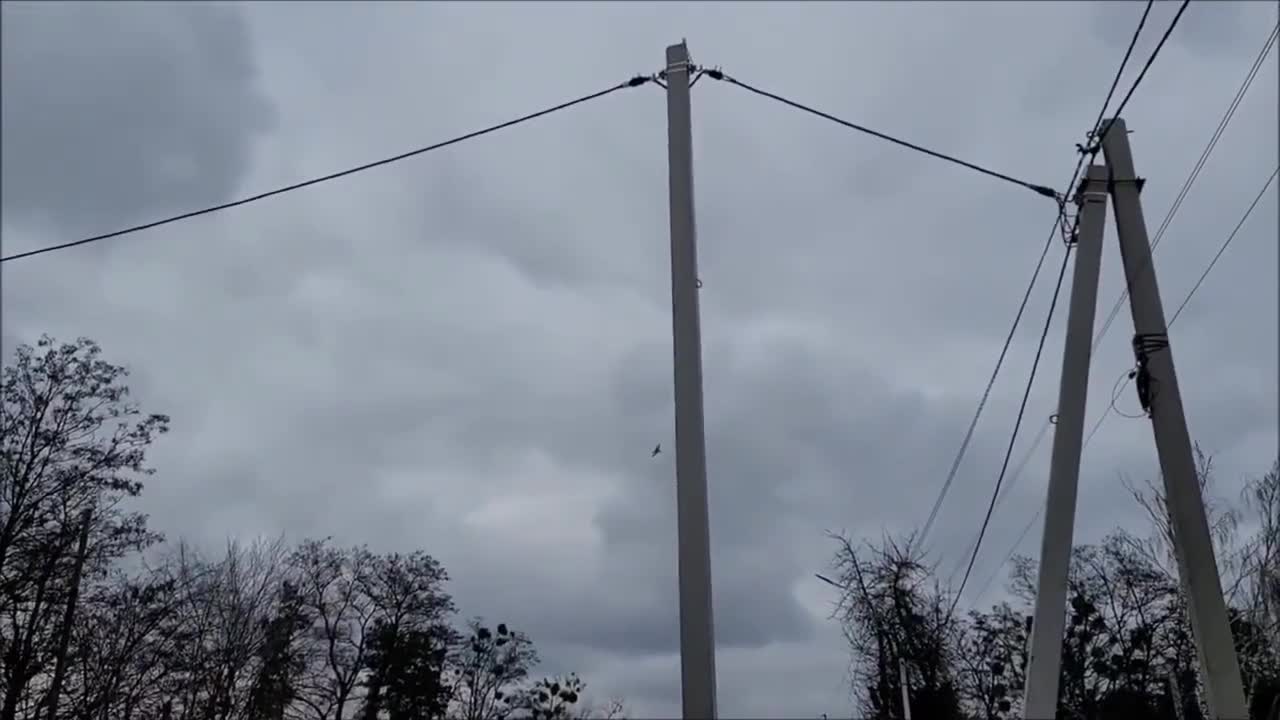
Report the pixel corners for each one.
[985,164,1278,603]
[1091,20,1278,353]
[1084,164,1279,447]
[948,243,1074,619]
[2,75,656,263]
[700,69,1058,199]
[919,0,1158,550]
[969,0,1235,603]
[1169,167,1279,324]
[945,415,1052,586]
[917,223,1062,547]
[1098,0,1192,136]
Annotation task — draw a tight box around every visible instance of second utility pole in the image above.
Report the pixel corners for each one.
[664,40,719,720]
[1099,117,1246,719]
[1022,165,1109,719]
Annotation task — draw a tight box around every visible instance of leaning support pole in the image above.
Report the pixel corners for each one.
[1022,165,1109,718]
[664,39,719,720]
[1100,117,1247,719]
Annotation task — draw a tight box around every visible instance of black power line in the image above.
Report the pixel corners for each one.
[1101,0,1192,138]
[918,223,1061,547]
[1083,164,1280,446]
[919,0,1157,549]
[1169,167,1278,324]
[986,163,1278,602]
[945,415,1052,586]
[1091,20,1278,353]
[948,242,1074,619]
[699,69,1059,199]
[974,507,1042,603]
[956,0,1198,607]
[1089,0,1155,144]
[1,75,655,264]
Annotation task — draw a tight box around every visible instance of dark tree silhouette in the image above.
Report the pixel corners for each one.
[830,452,1280,720]
[829,533,964,720]
[450,620,538,720]
[1,336,168,720]
[0,337,622,720]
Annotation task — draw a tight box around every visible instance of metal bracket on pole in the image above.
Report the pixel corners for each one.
[1022,165,1109,719]
[1099,117,1248,720]
[664,39,719,720]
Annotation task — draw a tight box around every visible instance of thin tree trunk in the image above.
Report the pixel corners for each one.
[45,508,92,720]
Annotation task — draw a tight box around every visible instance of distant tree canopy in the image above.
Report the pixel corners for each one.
[0,336,629,720]
[828,455,1280,720]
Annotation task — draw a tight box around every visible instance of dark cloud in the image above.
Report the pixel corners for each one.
[0,1,275,242]
[1,1,1275,716]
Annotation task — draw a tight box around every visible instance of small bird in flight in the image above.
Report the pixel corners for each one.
[651,444,661,458]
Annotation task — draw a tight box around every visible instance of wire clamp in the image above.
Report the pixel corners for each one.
[1130,332,1169,416]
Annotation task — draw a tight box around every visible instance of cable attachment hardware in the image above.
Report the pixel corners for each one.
[1056,205,1078,247]
[1130,332,1169,416]
[1104,166,1148,195]
[1076,141,1101,158]
[1077,126,1106,158]
[656,64,712,89]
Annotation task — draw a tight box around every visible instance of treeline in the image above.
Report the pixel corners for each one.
[0,336,626,720]
[827,451,1280,720]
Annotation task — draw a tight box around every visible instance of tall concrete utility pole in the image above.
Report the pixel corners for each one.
[1100,117,1247,719]
[1022,165,1109,718]
[664,40,719,720]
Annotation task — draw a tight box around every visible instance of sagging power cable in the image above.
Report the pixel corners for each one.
[699,68,1059,200]
[948,239,1075,619]
[1084,164,1279,445]
[919,0,1158,551]
[2,75,657,263]
[1091,19,1278,353]
[963,0,1203,605]
[983,165,1277,604]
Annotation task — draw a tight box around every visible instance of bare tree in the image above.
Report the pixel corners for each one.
[289,540,376,720]
[2,336,620,720]
[449,620,538,720]
[359,551,456,720]
[63,562,185,720]
[1124,445,1243,592]
[0,336,168,720]
[828,532,962,720]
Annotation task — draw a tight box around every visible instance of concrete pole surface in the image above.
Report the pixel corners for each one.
[1022,165,1109,718]
[1100,117,1247,720]
[664,40,719,720]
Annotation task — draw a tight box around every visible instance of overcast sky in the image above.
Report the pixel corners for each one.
[2,1,1276,716]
